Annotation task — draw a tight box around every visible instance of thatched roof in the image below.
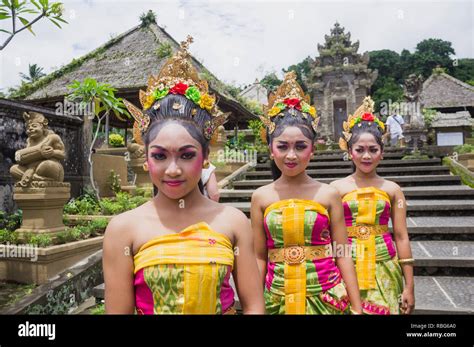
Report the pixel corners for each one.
[420,72,474,109]
[21,21,254,125]
[431,111,473,128]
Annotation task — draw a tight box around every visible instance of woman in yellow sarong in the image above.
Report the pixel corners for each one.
[251,72,362,314]
[103,36,264,314]
[330,97,415,314]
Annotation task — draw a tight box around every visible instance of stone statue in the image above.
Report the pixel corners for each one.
[403,74,425,129]
[403,74,424,102]
[403,74,427,150]
[126,142,145,160]
[10,112,66,187]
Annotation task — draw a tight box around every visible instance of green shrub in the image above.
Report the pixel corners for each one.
[135,187,153,198]
[56,229,77,244]
[31,234,53,247]
[453,144,474,155]
[129,195,148,208]
[422,108,437,127]
[107,170,122,194]
[0,210,22,231]
[91,303,105,315]
[0,228,17,243]
[89,218,109,234]
[443,157,474,188]
[108,133,125,147]
[100,198,125,215]
[156,42,172,58]
[74,225,91,240]
[64,193,100,215]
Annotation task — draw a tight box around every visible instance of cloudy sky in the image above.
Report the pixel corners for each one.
[0,0,472,93]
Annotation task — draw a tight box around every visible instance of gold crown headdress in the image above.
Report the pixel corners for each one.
[338,96,386,151]
[259,71,319,142]
[123,35,229,145]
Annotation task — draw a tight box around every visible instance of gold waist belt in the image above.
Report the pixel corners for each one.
[268,244,333,265]
[347,225,389,240]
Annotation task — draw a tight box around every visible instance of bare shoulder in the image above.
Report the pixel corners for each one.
[251,183,274,206]
[318,181,341,199]
[216,204,250,242]
[328,178,347,192]
[381,179,403,199]
[221,204,248,224]
[252,183,272,199]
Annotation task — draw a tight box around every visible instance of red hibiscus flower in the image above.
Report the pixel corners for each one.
[283,98,302,110]
[170,82,188,95]
[361,113,375,121]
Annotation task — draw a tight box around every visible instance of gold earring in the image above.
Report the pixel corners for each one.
[202,160,210,169]
[143,162,149,172]
[270,154,274,160]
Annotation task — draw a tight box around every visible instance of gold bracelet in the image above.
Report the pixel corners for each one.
[398,258,415,265]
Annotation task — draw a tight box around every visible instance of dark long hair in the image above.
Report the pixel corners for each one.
[143,94,212,195]
[266,109,317,180]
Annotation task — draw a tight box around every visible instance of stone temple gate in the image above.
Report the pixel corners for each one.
[306,23,378,141]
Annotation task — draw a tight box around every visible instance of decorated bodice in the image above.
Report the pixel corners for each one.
[133,222,234,314]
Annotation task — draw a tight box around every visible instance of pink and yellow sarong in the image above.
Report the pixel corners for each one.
[342,187,403,314]
[133,222,235,314]
[263,199,349,315]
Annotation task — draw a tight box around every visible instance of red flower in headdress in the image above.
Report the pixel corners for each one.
[283,98,302,111]
[361,113,375,121]
[170,82,189,95]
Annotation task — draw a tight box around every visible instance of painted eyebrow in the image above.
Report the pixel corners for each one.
[150,145,198,152]
[276,141,309,144]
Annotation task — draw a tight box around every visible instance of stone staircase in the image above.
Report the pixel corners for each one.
[92,148,474,314]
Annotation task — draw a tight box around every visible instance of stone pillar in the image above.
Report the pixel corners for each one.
[14,183,70,238]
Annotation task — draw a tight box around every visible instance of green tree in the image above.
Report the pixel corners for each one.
[283,56,312,92]
[368,50,401,83]
[19,63,45,83]
[67,78,129,199]
[0,0,68,51]
[260,72,282,92]
[372,77,404,115]
[452,58,474,84]
[411,38,455,78]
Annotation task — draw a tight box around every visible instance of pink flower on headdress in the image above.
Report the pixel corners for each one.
[170,82,189,95]
[283,98,302,111]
